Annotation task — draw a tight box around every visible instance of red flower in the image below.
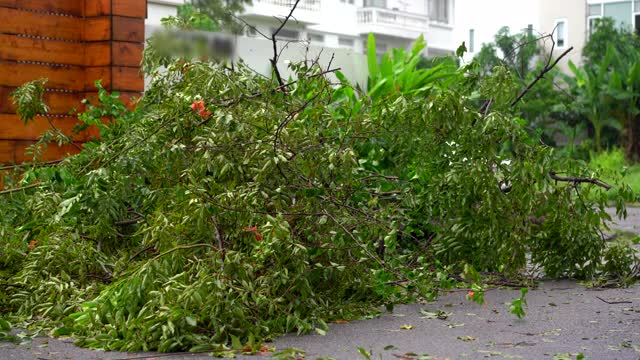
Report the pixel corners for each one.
[199,108,211,117]
[255,233,263,241]
[467,291,474,298]
[191,100,205,111]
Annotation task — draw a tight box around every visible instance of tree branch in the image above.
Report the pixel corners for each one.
[0,183,45,195]
[270,0,302,88]
[549,170,612,190]
[511,46,573,107]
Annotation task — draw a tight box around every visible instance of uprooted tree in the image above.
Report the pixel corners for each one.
[0,3,637,354]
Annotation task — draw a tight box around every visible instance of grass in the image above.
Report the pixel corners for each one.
[589,148,640,197]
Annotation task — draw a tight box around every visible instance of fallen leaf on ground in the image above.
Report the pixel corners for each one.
[457,336,476,342]
[420,309,451,320]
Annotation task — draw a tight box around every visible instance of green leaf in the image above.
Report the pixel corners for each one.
[367,33,379,81]
[456,42,468,58]
[357,347,372,360]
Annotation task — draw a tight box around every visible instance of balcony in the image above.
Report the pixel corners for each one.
[242,0,321,25]
[357,7,430,39]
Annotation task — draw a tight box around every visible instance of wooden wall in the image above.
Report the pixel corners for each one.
[0,0,146,164]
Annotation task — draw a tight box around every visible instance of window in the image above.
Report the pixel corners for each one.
[272,28,299,40]
[589,17,601,36]
[307,33,324,44]
[340,0,355,4]
[635,1,640,35]
[527,24,533,37]
[469,29,475,53]
[338,37,354,48]
[363,0,386,8]
[376,42,388,54]
[587,3,602,36]
[554,19,567,48]
[604,1,632,28]
[429,0,450,24]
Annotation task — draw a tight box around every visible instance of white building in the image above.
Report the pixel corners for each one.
[147,0,458,56]
[453,0,540,63]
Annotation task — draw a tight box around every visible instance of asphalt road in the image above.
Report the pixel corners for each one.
[2,207,640,360]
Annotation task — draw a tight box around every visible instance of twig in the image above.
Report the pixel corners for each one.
[98,261,113,278]
[595,296,632,304]
[128,245,155,262]
[511,46,573,107]
[549,170,612,190]
[202,67,340,115]
[43,113,83,151]
[0,159,64,171]
[273,82,331,154]
[270,0,302,88]
[114,216,144,226]
[232,14,270,40]
[0,182,45,195]
[210,215,225,262]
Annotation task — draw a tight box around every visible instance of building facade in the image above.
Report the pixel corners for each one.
[538,0,586,72]
[453,0,540,64]
[147,0,457,56]
[538,0,640,71]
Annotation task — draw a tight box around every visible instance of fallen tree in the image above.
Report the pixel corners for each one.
[0,12,636,353]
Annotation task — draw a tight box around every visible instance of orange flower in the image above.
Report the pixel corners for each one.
[27,239,38,250]
[198,108,211,117]
[191,100,205,111]
[467,291,474,298]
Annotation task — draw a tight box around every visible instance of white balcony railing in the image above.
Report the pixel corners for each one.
[357,7,429,32]
[254,0,320,12]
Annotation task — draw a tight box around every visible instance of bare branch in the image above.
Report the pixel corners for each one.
[270,0,302,88]
[0,183,45,195]
[511,46,573,107]
[549,170,612,190]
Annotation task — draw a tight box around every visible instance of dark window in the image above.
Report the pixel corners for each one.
[363,0,387,8]
[636,14,640,35]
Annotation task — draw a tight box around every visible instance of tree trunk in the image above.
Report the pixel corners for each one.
[624,114,640,162]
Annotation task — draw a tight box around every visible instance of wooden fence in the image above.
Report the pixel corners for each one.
[0,0,146,164]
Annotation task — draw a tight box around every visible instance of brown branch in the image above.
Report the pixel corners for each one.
[128,245,156,262]
[43,113,83,151]
[549,170,612,190]
[210,215,225,261]
[0,182,45,195]
[0,159,64,171]
[511,46,573,107]
[595,296,632,304]
[115,216,144,226]
[270,0,302,88]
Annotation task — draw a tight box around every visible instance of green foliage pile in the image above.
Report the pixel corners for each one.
[0,34,635,353]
